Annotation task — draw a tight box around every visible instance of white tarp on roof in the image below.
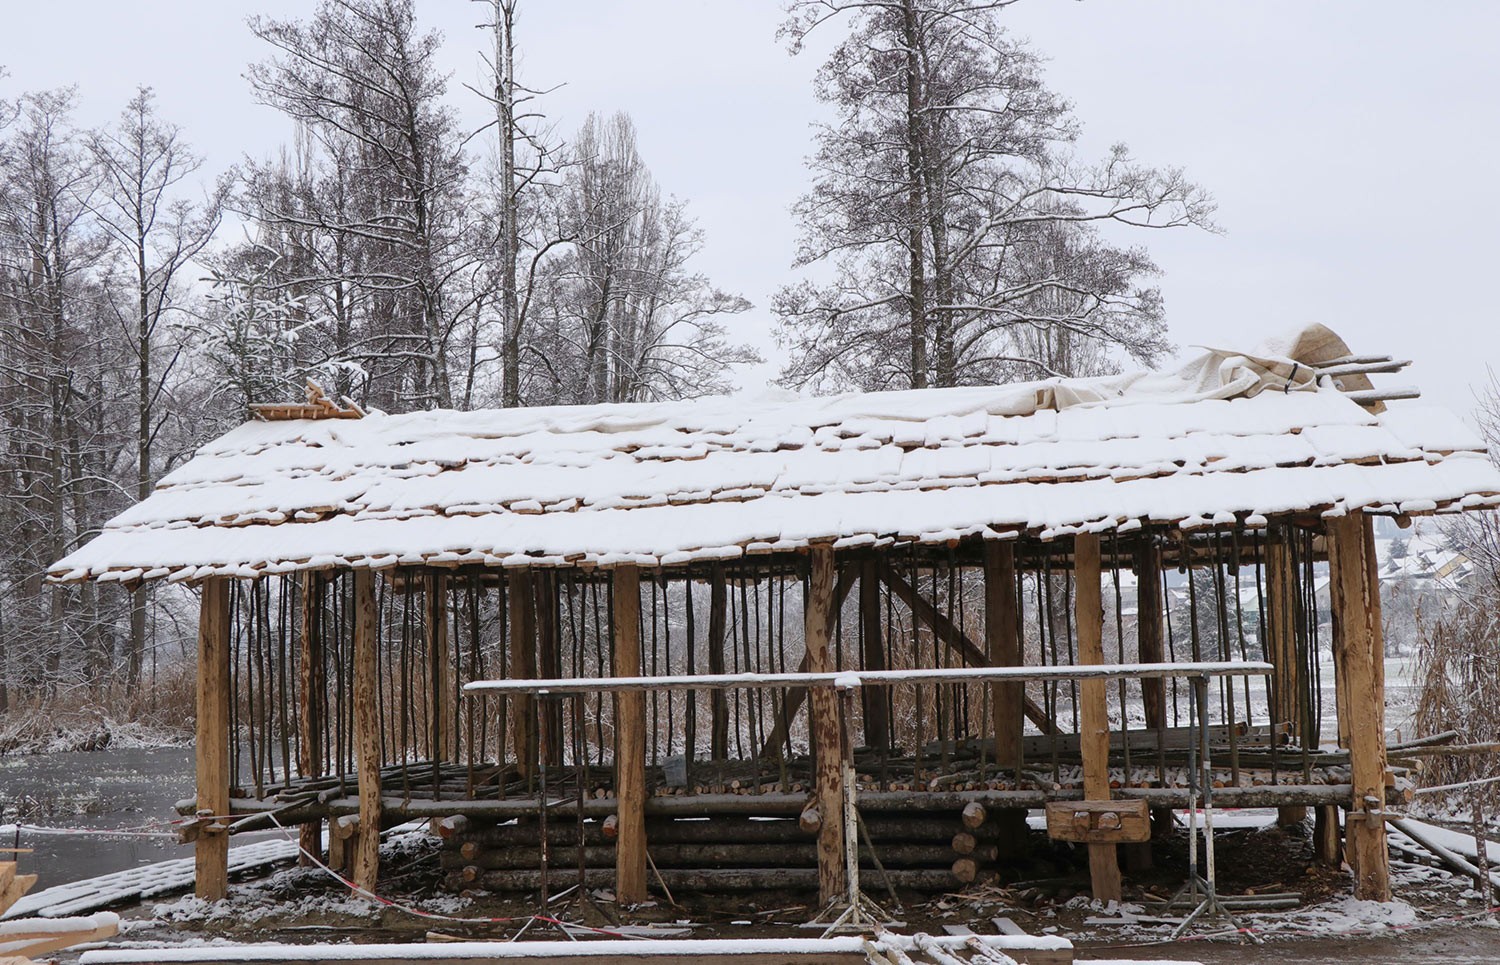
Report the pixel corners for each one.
[48,329,1500,583]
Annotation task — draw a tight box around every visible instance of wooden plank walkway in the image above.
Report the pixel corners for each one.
[1,837,300,920]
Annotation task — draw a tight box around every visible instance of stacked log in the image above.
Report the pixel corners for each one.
[439,812,979,893]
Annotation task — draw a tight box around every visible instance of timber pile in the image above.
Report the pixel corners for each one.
[439,813,973,893]
[0,855,120,963]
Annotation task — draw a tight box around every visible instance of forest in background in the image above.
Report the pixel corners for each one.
[1,0,1220,736]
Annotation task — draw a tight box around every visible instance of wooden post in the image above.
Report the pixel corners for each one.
[985,542,1028,859]
[297,573,325,865]
[806,544,846,906]
[1328,513,1391,902]
[426,571,451,763]
[708,563,729,761]
[1075,533,1122,902]
[351,569,383,893]
[1133,538,1171,850]
[535,570,564,767]
[612,565,648,904]
[858,559,890,750]
[194,577,231,901]
[507,569,537,779]
[1265,526,1308,828]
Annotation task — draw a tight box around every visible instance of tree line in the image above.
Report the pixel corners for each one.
[0,0,1211,712]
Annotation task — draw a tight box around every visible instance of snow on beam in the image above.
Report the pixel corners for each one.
[462,660,1274,696]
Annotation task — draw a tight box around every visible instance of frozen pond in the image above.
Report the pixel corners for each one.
[0,746,251,887]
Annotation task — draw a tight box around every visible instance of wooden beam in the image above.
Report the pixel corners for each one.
[1328,513,1391,902]
[352,569,383,893]
[805,545,846,906]
[613,565,648,904]
[878,561,1057,734]
[858,559,890,751]
[297,573,325,866]
[1074,534,1122,903]
[507,569,537,779]
[426,571,451,763]
[195,577,231,901]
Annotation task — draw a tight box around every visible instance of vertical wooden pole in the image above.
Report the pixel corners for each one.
[1075,533,1122,902]
[985,542,1028,858]
[1265,527,1308,828]
[507,569,536,779]
[1328,513,1391,901]
[425,571,451,763]
[985,542,1022,772]
[1133,538,1171,844]
[536,571,564,767]
[858,559,889,750]
[194,577,231,901]
[297,573,325,865]
[806,544,846,906]
[352,569,383,893]
[612,565,647,904]
[708,563,729,761]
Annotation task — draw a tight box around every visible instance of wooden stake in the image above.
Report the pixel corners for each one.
[352,569,383,892]
[297,572,325,866]
[1074,534,1122,903]
[613,565,648,904]
[859,559,890,750]
[1132,538,1170,854]
[1265,527,1309,828]
[194,577,231,901]
[805,544,846,906]
[708,563,729,762]
[1327,513,1391,901]
[426,571,451,763]
[508,569,536,779]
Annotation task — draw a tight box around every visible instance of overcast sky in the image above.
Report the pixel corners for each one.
[3,1,1498,417]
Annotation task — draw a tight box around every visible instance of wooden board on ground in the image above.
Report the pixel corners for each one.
[80,934,1075,965]
[1045,800,1151,844]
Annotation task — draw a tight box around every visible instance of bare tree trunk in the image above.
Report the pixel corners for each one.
[902,0,928,390]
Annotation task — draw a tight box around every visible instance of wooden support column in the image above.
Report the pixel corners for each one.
[612,565,648,904]
[858,559,890,751]
[507,569,537,779]
[708,563,729,762]
[297,573,325,865]
[985,542,1028,859]
[194,577,231,901]
[1265,526,1308,828]
[425,571,451,763]
[1328,513,1391,902]
[351,569,383,893]
[1133,539,1171,848]
[806,544,846,906]
[1075,534,1122,903]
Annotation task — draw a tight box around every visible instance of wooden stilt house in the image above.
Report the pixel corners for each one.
[48,326,1500,908]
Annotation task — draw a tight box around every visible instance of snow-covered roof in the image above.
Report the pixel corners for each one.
[47,337,1500,585]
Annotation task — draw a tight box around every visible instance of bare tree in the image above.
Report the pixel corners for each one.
[775,0,1215,391]
[528,113,756,405]
[247,0,472,410]
[88,86,223,690]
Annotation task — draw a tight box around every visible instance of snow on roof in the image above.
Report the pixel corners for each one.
[47,342,1500,585]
